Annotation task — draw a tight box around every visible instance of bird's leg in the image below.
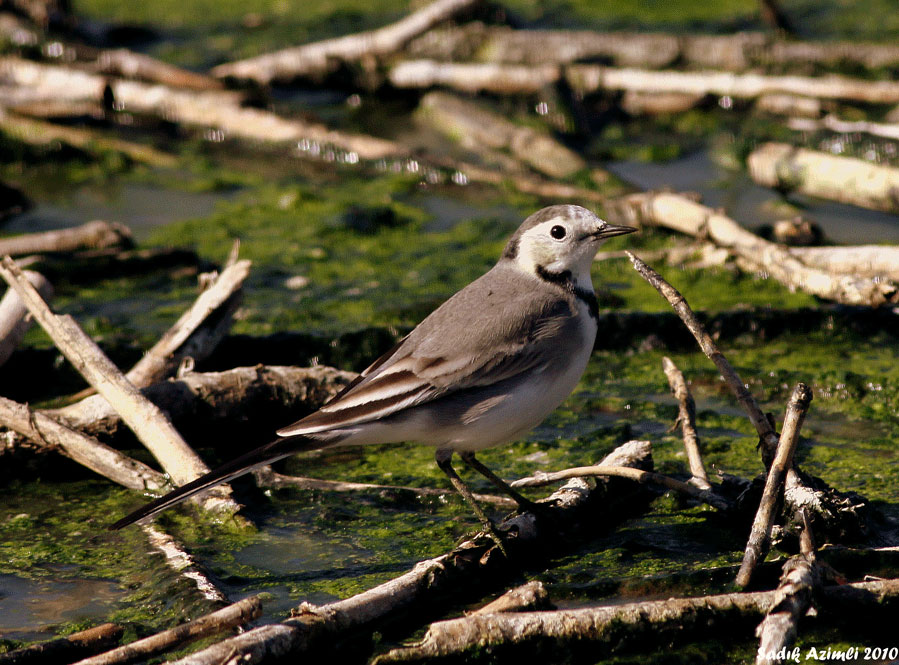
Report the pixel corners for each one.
[458,451,542,513]
[435,449,508,555]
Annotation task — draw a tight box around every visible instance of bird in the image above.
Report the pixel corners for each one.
[110,205,636,541]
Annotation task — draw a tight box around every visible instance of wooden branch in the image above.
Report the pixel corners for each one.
[510,463,731,511]
[46,364,355,443]
[615,191,898,306]
[405,24,682,68]
[0,110,179,167]
[389,59,561,95]
[165,441,654,664]
[212,0,481,85]
[566,65,899,104]
[375,578,899,663]
[661,356,711,489]
[755,93,823,118]
[405,25,899,71]
[0,394,167,490]
[126,259,250,389]
[736,383,813,588]
[0,623,123,665]
[755,515,820,665]
[73,597,261,665]
[85,48,223,91]
[787,114,899,141]
[0,58,405,161]
[748,142,899,213]
[0,269,51,367]
[471,581,550,615]
[0,220,131,257]
[254,468,515,507]
[787,245,899,280]
[0,257,237,513]
[626,251,780,456]
[418,91,587,179]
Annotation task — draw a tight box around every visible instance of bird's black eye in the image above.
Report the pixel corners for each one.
[550,225,567,240]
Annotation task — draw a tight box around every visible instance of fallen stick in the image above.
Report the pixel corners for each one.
[755,93,823,118]
[72,596,262,665]
[0,109,178,167]
[85,48,223,91]
[661,356,711,489]
[405,25,899,71]
[374,578,899,663]
[0,220,131,257]
[787,114,899,141]
[566,65,899,104]
[626,252,780,456]
[405,24,683,68]
[141,524,227,604]
[47,364,355,443]
[0,394,167,491]
[0,623,123,665]
[418,91,587,179]
[510,463,731,511]
[614,192,898,307]
[389,59,560,95]
[787,245,899,280]
[0,257,236,514]
[471,581,550,615]
[0,269,51,367]
[755,514,820,665]
[165,441,654,665]
[0,58,405,161]
[212,0,481,85]
[736,383,813,588]
[254,468,515,507]
[125,259,250,390]
[748,142,899,213]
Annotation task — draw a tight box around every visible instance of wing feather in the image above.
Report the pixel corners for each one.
[277,265,579,437]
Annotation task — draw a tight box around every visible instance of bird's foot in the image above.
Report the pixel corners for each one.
[476,517,510,558]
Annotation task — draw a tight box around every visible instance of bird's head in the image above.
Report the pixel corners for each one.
[502,205,636,286]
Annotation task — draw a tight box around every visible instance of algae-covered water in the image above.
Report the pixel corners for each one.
[2,0,899,662]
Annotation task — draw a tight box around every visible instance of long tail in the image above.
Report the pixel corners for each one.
[109,435,327,530]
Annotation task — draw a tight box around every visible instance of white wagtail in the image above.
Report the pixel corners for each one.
[111,205,636,536]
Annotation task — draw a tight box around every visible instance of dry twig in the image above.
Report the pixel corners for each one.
[755,512,821,665]
[661,356,711,489]
[0,269,51,367]
[73,596,262,665]
[0,624,123,665]
[615,192,898,307]
[0,220,131,257]
[736,383,813,588]
[510,463,730,510]
[212,0,481,84]
[748,142,899,213]
[0,257,237,515]
[626,251,780,455]
[164,441,654,664]
[0,394,167,491]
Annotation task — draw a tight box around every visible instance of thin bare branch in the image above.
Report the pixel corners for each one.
[737,383,813,588]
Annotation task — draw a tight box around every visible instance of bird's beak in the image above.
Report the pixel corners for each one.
[592,223,637,240]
